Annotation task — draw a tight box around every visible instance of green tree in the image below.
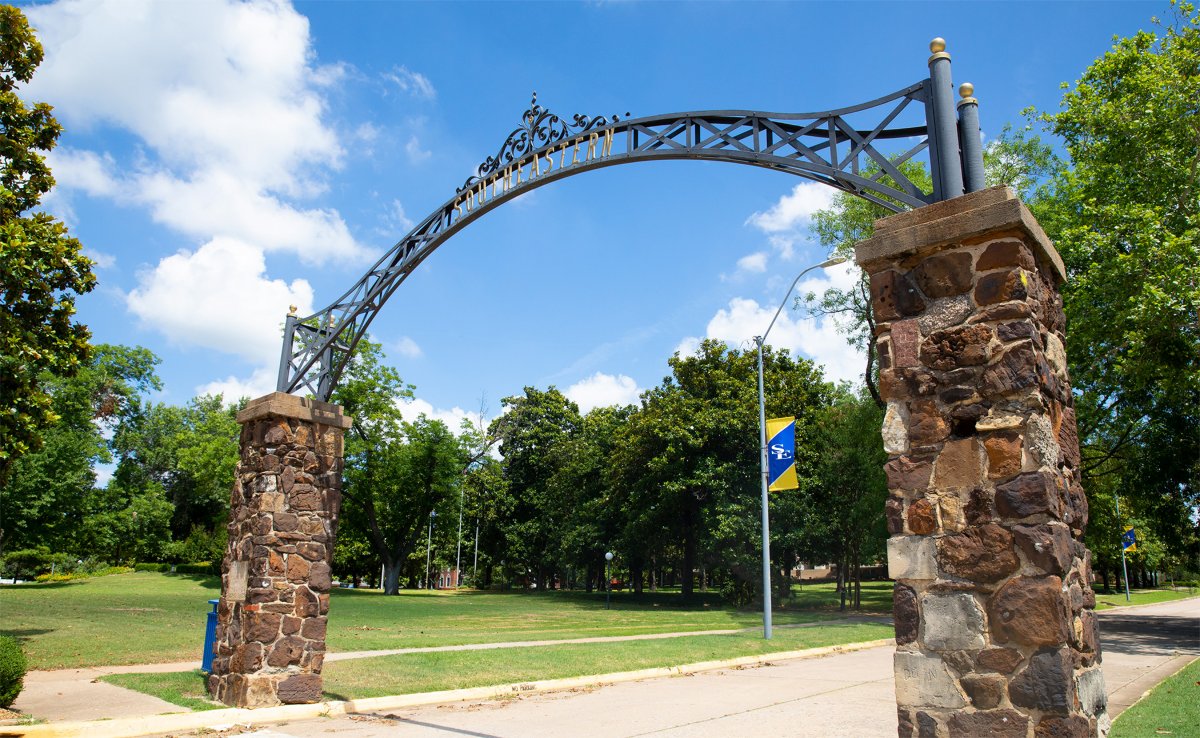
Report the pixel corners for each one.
[0,344,160,556]
[489,386,582,590]
[333,339,469,594]
[807,389,888,610]
[1031,3,1199,566]
[549,404,633,591]
[0,6,96,483]
[111,394,241,541]
[610,340,830,603]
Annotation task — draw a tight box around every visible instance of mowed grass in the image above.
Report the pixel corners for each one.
[0,573,221,669]
[101,670,220,712]
[1110,656,1200,738]
[102,620,894,708]
[2,573,858,669]
[789,581,894,613]
[1093,587,1198,611]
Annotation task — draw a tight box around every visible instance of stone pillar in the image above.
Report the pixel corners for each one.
[208,392,351,708]
[855,187,1107,738]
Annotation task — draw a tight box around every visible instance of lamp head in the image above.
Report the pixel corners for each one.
[818,255,849,268]
[605,552,614,561]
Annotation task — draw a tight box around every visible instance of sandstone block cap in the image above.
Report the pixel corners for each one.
[236,391,353,429]
[854,186,1066,284]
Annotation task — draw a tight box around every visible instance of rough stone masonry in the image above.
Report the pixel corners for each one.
[854,187,1108,738]
[208,392,351,708]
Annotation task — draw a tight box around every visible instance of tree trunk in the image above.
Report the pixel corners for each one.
[383,557,403,595]
[631,558,644,594]
[585,562,595,593]
[681,498,697,598]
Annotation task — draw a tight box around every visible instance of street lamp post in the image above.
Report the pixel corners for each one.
[754,255,847,640]
[605,551,614,610]
[425,510,436,590]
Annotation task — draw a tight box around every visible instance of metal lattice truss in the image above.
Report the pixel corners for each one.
[279,73,978,400]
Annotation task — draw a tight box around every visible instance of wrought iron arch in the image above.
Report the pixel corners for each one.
[277,40,985,400]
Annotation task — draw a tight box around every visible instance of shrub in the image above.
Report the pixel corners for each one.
[32,566,134,583]
[173,562,219,576]
[0,636,26,708]
[134,563,169,573]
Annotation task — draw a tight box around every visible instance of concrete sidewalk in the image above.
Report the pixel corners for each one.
[7,599,1196,737]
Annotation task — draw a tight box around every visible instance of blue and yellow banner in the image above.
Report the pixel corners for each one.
[1121,526,1137,552]
[767,416,798,492]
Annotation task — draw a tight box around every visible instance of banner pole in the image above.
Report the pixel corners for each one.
[1116,493,1131,602]
[756,337,773,640]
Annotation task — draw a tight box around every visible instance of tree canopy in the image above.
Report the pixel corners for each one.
[0,6,96,483]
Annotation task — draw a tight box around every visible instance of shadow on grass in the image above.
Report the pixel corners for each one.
[0,628,54,641]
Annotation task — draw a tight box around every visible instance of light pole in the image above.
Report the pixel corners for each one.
[424,510,436,590]
[754,255,847,639]
[605,551,614,610]
[455,484,464,588]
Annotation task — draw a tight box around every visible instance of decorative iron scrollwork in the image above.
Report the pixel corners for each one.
[458,92,628,192]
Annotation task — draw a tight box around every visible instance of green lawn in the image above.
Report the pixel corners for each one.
[1,572,855,669]
[788,580,895,613]
[103,620,894,709]
[1093,587,1198,611]
[1110,656,1200,738]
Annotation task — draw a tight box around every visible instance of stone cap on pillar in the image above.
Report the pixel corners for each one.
[235,391,353,429]
[854,186,1067,284]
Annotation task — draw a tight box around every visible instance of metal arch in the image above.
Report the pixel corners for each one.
[279,70,982,401]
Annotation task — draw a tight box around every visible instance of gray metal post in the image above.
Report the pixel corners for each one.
[957,82,985,193]
[455,485,464,588]
[927,38,964,200]
[753,256,846,640]
[1115,493,1132,602]
[424,510,435,589]
[276,308,299,392]
[605,551,614,610]
[756,338,773,640]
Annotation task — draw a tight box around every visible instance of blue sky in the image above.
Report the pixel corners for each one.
[21,0,1162,434]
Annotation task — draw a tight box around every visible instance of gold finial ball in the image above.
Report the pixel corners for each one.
[959,82,975,98]
[930,37,946,53]
[288,304,297,315]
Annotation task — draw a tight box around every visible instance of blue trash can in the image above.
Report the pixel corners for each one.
[202,599,219,673]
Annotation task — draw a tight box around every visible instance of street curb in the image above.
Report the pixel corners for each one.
[0,638,896,738]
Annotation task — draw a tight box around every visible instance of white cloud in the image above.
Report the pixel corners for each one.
[744,182,837,259]
[135,170,364,266]
[46,148,118,197]
[405,135,432,163]
[126,237,314,365]
[565,372,642,413]
[393,336,423,359]
[397,397,485,435]
[384,66,436,99]
[746,182,837,233]
[196,366,278,403]
[24,0,370,266]
[674,336,703,358]
[683,262,866,385]
[83,249,116,269]
[387,199,415,232]
[736,251,768,274]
